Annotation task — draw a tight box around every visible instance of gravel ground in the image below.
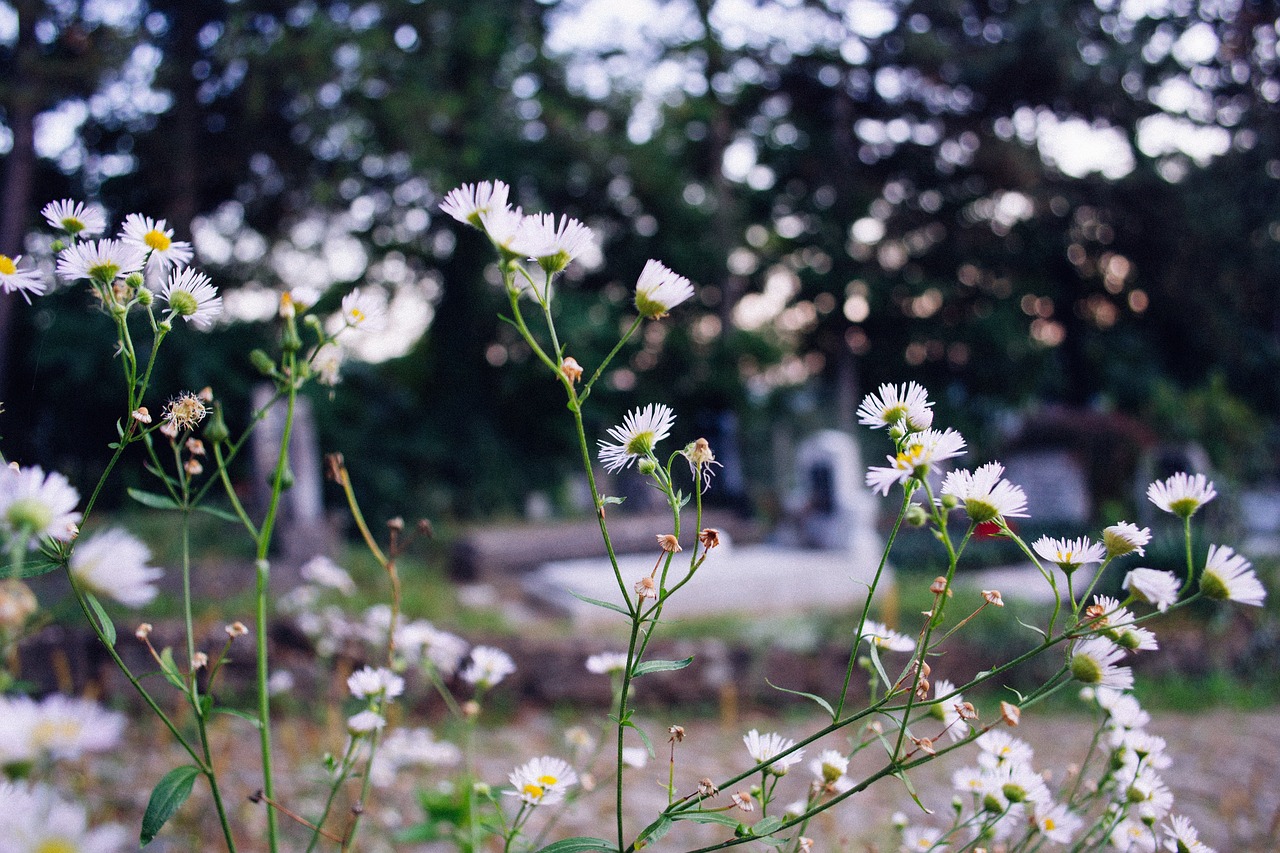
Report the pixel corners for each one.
[50,703,1279,852]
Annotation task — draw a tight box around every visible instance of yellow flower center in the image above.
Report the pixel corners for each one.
[1044,817,1057,831]
[37,839,78,853]
[0,255,16,275]
[522,783,545,800]
[60,216,85,234]
[349,308,365,324]
[144,228,172,251]
[538,774,559,786]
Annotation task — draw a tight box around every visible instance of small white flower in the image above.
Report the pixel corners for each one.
[477,204,526,252]
[461,645,516,688]
[56,238,147,284]
[1123,568,1180,612]
[439,181,511,228]
[976,731,1034,768]
[347,709,386,735]
[0,254,46,302]
[70,529,163,607]
[860,619,916,652]
[857,382,933,431]
[742,729,804,775]
[340,287,386,330]
[1103,522,1152,558]
[157,267,223,330]
[119,213,194,270]
[42,199,107,236]
[1162,815,1214,853]
[1033,536,1106,573]
[621,746,648,768]
[1034,801,1083,843]
[633,259,694,318]
[1092,596,1159,652]
[512,212,595,272]
[901,826,945,851]
[1146,472,1216,518]
[941,461,1028,523]
[347,666,404,700]
[0,780,128,853]
[1127,766,1174,820]
[1199,544,1266,606]
[299,555,356,595]
[0,465,81,548]
[598,403,675,473]
[865,428,967,496]
[507,755,577,805]
[0,693,125,764]
[809,748,849,784]
[931,679,970,742]
[585,651,629,675]
[313,343,343,386]
[1070,637,1133,690]
[1111,817,1158,852]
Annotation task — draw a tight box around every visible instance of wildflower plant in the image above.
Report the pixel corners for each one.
[0,185,1266,853]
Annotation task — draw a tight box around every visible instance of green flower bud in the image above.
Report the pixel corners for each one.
[249,349,276,376]
[204,404,230,444]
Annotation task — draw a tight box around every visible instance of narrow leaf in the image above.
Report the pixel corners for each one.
[84,591,116,647]
[0,558,62,579]
[600,495,626,506]
[532,837,617,853]
[1016,617,1048,638]
[632,656,694,677]
[128,488,182,511]
[158,647,185,690]
[567,589,629,616]
[213,708,263,729]
[754,816,784,835]
[623,719,656,758]
[193,504,241,523]
[637,817,673,847]
[670,811,743,828]
[894,770,933,815]
[140,765,202,846]
[765,678,835,720]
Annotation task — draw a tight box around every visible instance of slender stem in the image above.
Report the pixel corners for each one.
[580,316,643,402]
[304,739,360,853]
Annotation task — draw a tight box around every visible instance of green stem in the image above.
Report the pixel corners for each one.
[579,316,643,403]
[304,738,359,853]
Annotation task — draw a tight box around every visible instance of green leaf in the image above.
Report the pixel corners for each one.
[158,647,185,690]
[1016,617,1048,638]
[754,816,784,836]
[865,644,893,690]
[128,488,182,512]
[193,504,241,523]
[600,495,626,506]
[198,695,212,718]
[671,811,743,827]
[0,558,62,578]
[765,678,835,720]
[140,765,202,846]
[621,718,656,758]
[894,770,933,815]
[213,708,262,729]
[84,591,116,647]
[632,656,694,677]
[532,837,617,853]
[637,816,673,847]
[567,589,629,616]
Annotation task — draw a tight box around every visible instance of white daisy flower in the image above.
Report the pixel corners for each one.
[347,709,386,735]
[512,212,595,273]
[1146,472,1216,518]
[930,679,970,742]
[0,693,125,763]
[1162,815,1214,853]
[1091,596,1159,651]
[0,254,46,302]
[1199,544,1266,606]
[941,461,1028,523]
[119,213,194,270]
[1111,818,1158,852]
[299,555,356,595]
[621,746,648,768]
[901,826,945,851]
[951,765,985,795]
[809,748,849,784]
[56,238,147,284]
[0,780,128,853]
[988,760,1052,808]
[861,619,916,652]
[477,204,526,253]
[339,287,385,330]
[742,729,805,775]
[1123,568,1180,612]
[507,755,577,805]
[976,730,1034,768]
[70,528,164,607]
[1032,536,1106,573]
[346,666,404,700]
[1034,801,1083,843]
[857,381,934,431]
[865,428,967,496]
[1127,766,1174,820]
[41,199,106,236]
[1096,688,1151,730]
[312,343,343,387]
[585,651,629,675]
[1069,637,1133,690]
[1113,730,1171,769]
[597,403,675,473]
[461,645,516,688]
[439,180,511,228]
[157,267,223,330]
[1103,522,1152,558]
[633,259,694,318]
[0,464,81,547]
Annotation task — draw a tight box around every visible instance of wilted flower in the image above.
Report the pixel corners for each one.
[857,382,933,432]
[163,392,208,433]
[42,199,107,236]
[941,461,1028,523]
[0,254,46,302]
[598,403,675,473]
[1146,472,1216,519]
[69,529,163,607]
[633,259,693,318]
[1199,544,1266,606]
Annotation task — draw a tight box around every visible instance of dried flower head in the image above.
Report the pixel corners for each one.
[668,725,685,742]
[163,392,208,433]
[697,778,719,798]
[698,528,721,550]
[561,356,583,383]
[226,621,249,638]
[982,589,1004,607]
[656,533,682,553]
[131,407,152,424]
[635,575,658,600]
[1000,701,1021,726]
